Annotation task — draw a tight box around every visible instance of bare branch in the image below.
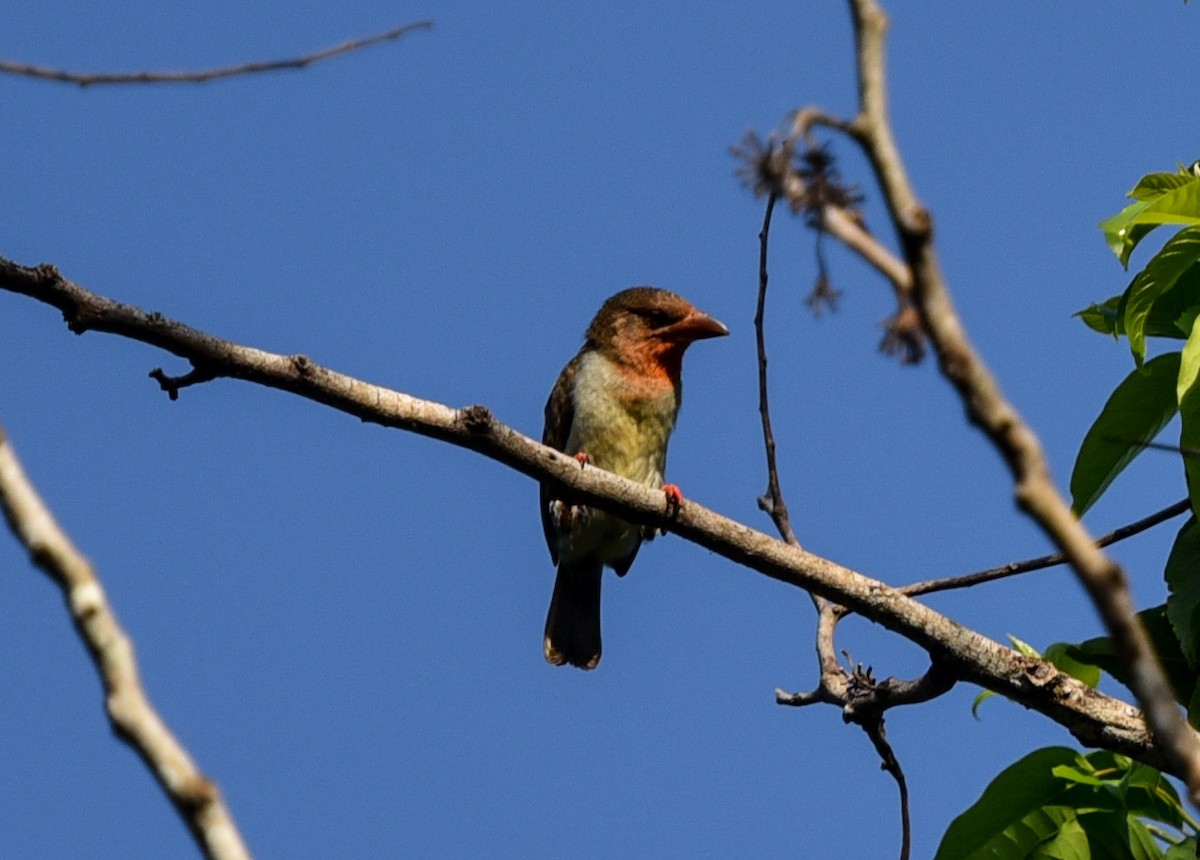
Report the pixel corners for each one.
[834,0,1200,801]
[754,189,801,547]
[775,603,851,707]
[860,714,910,860]
[780,653,950,859]
[821,203,911,294]
[0,254,1176,772]
[149,363,219,400]
[0,428,249,860]
[0,22,433,87]
[782,109,924,364]
[902,498,1193,598]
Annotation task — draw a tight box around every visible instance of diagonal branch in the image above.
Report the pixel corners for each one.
[835,0,1200,802]
[0,253,1179,772]
[0,21,433,87]
[902,498,1192,598]
[0,428,250,860]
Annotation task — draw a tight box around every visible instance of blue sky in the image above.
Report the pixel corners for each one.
[2,2,1199,857]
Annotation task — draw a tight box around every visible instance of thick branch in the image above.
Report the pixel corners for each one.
[0,254,1176,769]
[836,0,1200,801]
[0,22,432,86]
[0,429,249,860]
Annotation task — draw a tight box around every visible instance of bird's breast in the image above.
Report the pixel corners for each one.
[566,350,680,487]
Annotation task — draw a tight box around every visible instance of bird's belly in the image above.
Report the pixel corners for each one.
[557,508,641,568]
[557,352,679,569]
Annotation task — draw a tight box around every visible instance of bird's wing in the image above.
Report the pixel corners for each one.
[540,353,579,565]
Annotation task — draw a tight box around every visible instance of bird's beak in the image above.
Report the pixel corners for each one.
[664,309,730,342]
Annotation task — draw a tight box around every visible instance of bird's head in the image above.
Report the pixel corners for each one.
[586,286,729,379]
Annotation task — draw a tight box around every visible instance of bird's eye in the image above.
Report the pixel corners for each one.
[643,309,673,328]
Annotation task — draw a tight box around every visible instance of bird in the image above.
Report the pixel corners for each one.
[541,286,729,669]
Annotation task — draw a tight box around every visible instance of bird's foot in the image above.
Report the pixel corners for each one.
[661,483,683,533]
[574,451,591,468]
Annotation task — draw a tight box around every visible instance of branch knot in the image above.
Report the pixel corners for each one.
[459,405,494,434]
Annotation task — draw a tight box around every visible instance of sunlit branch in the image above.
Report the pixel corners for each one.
[0,254,1170,773]
[0,429,249,860]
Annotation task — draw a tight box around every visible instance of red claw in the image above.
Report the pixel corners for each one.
[662,483,683,508]
[574,451,591,468]
[661,484,683,534]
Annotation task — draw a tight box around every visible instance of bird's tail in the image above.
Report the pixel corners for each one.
[544,560,603,670]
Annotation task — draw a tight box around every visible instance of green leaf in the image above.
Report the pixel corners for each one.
[1066,605,1198,709]
[1051,764,1106,787]
[1101,200,1155,265]
[1070,352,1181,515]
[1043,643,1101,688]
[1129,172,1197,202]
[1135,180,1200,225]
[1166,838,1199,859]
[1189,681,1200,729]
[1119,761,1186,829]
[1166,517,1200,667]
[1076,295,1124,337]
[1125,228,1200,363]
[935,748,1091,860]
[1181,313,1200,406]
[1074,813,1162,860]
[1179,315,1200,531]
[939,748,1188,860]
[971,688,995,719]
[1010,634,1042,658]
[1102,173,1200,267]
[1077,305,1120,337]
[1029,815,1090,860]
[1075,288,1196,341]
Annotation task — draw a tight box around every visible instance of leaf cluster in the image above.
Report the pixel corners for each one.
[1072,162,1200,695]
[936,747,1195,859]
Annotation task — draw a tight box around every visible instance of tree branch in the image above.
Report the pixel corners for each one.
[830,0,1200,802]
[0,22,433,87]
[754,189,800,547]
[0,254,1176,771]
[901,498,1192,598]
[0,428,249,860]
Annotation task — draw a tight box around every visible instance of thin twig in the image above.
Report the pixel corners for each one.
[0,21,433,87]
[1120,438,1200,458]
[149,364,219,400]
[862,717,910,860]
[902,498,1192,597]
[0,428,249,860]
[754,189,800,547]
[838,659,946,860]
[755,186,841,708]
